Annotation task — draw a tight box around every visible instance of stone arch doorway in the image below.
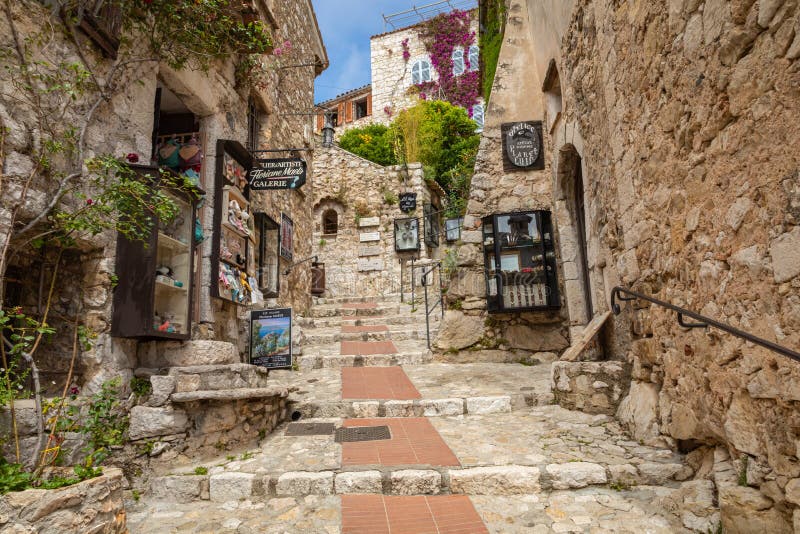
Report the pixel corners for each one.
[556,144,594,326]
[322,208,338,235]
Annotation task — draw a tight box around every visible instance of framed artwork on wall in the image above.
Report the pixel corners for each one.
[280,213,293,261]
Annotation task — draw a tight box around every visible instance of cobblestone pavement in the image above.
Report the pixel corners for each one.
[130,298,712,533]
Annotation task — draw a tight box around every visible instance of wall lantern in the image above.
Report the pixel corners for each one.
[322,114,335,148]
[445,217,463,243]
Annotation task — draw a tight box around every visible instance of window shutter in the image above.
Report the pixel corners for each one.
[77,1,122,59]
[366,93,372,116]
[345,100,353,123]
[337,102,345,124]
[317,114,324,131]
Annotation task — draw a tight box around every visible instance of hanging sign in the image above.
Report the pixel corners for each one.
[501,121,545,171]
[250,308,293,369]
[399,192,417,213]
[249,158,307,190]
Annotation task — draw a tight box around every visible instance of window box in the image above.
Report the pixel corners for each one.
[482,210,560,313]
[111,165,203,340]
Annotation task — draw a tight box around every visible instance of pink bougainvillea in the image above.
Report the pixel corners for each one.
[415,9,480,113]
[383,105,394,117]
[401,38,411,62]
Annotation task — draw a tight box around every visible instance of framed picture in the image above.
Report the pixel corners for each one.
[394,217,420,252]
[280,213,293,261]
[499,251,520,272]
[249,308,292,369]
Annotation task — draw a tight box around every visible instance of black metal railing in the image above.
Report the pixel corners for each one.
[611,286,800,363]
[421,262,445,349]
[283,255,318,276]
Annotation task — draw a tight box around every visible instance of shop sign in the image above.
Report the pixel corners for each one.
[501,121,544,171]
[399,192,417,213]
[249,158,307,190]
[249,308,292,369]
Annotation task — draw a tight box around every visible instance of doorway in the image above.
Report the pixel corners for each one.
[573,156,593,321]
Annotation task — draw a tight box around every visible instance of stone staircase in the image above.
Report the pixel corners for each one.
[127,296,720,533]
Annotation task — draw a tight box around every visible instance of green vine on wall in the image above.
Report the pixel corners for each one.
[479,0,506,101]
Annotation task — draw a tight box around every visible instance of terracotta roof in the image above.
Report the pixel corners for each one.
[316,84,372,108]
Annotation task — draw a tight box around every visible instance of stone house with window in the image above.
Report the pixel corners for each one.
[435,0,800,531]
[0,0,327,462]
[316,8,484,135]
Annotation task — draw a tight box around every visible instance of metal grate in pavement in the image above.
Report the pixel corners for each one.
[285,422,336,436]
[335,425,391,443]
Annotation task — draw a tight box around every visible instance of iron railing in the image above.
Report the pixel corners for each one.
[421,262,445,349]
[610,286,800,363]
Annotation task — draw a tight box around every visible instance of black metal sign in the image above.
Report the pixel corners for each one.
[250,308,292,369]
[399,192,417,213]
[501,121,544,171]
[249,158,307,190]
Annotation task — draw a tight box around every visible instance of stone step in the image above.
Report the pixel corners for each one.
[152,458,688,502]
[137,340,239,368]
[312,294,401,305]
[296,313,438,328]
[162,364,270,393]
[302,327,435,345]
[287,392,553,419]
[171,387,288,403]
[308,304,405,318]
[297,351,432,370]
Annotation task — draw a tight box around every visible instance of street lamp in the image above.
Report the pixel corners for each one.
[322,114,335,148]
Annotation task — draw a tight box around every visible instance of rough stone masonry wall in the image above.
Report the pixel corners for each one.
[311,147,442,298]
[0,468,127,533]
[552,0,800,531]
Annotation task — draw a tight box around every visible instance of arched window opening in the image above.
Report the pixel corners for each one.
[472,103,484,132]
[452,47,465,76]
[322,209,338,235]
[542,59,563,131]
[412,59,432,84]
[468,45,479,72]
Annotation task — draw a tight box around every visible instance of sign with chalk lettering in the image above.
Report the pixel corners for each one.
[501,121,544,171]
[249,158,307,190]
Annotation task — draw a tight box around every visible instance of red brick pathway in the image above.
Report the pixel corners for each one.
[341,418,460,467]
[341,324,389,333]
[340,340,397,355]
[341,367,422,400]
[342,495,489,534]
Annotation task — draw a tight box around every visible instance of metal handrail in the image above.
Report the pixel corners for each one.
[421,262,445,349]
[610,286,800,363]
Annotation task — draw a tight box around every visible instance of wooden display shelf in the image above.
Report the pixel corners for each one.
[155,279,188,292]
[158,232,190,251]
[222,221,250,239]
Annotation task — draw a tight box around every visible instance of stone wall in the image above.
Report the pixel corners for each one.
[311,148,444,298]
[444,0,800,529]
[0,0,326,393]
[0,468,127,534]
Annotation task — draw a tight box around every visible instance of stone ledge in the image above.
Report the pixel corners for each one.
[170,387,288,403]
[290,394,521,419]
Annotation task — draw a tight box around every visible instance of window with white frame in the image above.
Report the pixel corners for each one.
[468,45,479,72]
[473,103,484,131]
[412,59,432,84]
[452,47,465,76]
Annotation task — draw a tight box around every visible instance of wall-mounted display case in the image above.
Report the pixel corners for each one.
[482,210,560,313]
[254,212,280,298]
[394,217,421,252]
[112,165,202,340]
[212,140,258,306]
[424,203,440,249]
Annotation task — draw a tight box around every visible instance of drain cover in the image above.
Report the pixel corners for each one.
[285,422,335,436]
[335,425,391,443]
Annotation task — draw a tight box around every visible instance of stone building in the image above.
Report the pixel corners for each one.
[315,7,485,135]
[0,1,327,394]
[311,150,445,298]
[436,0,800,530]
[314,84,373,134]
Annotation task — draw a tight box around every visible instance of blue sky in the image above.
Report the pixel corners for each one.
[311,0,476,104]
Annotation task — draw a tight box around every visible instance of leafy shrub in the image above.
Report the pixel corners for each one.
[338,124,398,166]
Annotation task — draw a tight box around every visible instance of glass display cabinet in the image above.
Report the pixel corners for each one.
[394,217,421,252]
[254,212,280,298]
[424,203,440,248]
[482,210,560,313]
[112,165,202,340]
